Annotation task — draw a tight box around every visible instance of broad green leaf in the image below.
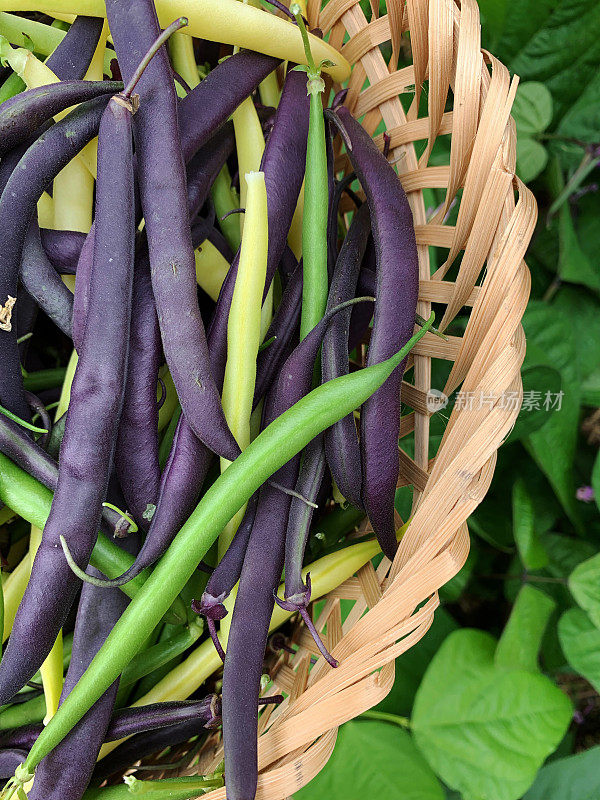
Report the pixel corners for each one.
[571,192,600,288]
[495,584,555,672]
[524,745,600,800]
[492,0,555,56]
[523,303,582,532]
[413,629,572,800]
[440,549,475,601]
[477,0,508,49]
[374,608,458,717]
[558,608,600,692]
[507,367,561,449]
[516,137,548,183]
[512,83,553,135]
[533,533,596,608]
[556,196,600,291]
[568,553,600,627]
[552,287,600,377]
[582,367,600,406]
[558,70,600,144]
[512,479,548,569]
[508,0,600,124]
[296,720,444,800]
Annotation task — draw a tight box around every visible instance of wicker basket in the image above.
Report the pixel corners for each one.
[171,0,535,795]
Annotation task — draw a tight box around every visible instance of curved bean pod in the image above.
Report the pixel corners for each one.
[114,71,309,587]
[114,251,161,527]
[178,49,278,162]
[0,750,26,780]
[331,106,419,560]
[222,477,295,800]
[192,494,259,659]
[186,122,235,220]
[44,15,105,81]
[253,259,302,409]
[321,202,372,509]
[20,220,74,338]
[0,91,134,706]
[72,225,94,351]
[0,80,119,156]
[92,706,220,784]
[106,0,239,461]
[40,229,86,274]
[28,561,131,800]
[0,95,110,420]
[207,68,310,388]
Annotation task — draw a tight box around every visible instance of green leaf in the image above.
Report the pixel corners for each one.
[507,366,561,443]
[508,0,600,124]
[439,550,475,601]
[556,194,600,291]
[512,479,548,570]
[512,82,553,135]
[522,303,582,532]
[524,745,600,800]
[374,608,458,717]
[413,629,573,800]
[495,584,555,672]
[558,608,600,693]
[582,367,600,406]
[295,720,444,800]
[558,70,600,144]
[552,287,600,376]
[491,0,555,62]
[568,553,600,627]
[531,533,596,608]
[516,137,548,183]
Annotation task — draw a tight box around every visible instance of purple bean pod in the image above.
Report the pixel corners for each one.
[253,260,302,409]
[206,68,310,389]
[120,70,310,589]
[178,50,279,162]
[28,559,132,800]
[222,301,355,800]
[114,250,161,527]
[321,202,372,510]
[349,259,376,352]
[275,435,338,667]
[186,124,235,220]
[106,0,239,462]
[20,219,74,338]
[0,95,110,422]
[222,476,295,800]
[330,106,419,560]
[40,229,86,275]
[106,698,220,741]
[0,727,40,751]
[192,493,259,660]
[44,16,105,80]
[92,698,221,784]
[0,749,27,780]
[0,81,119,157]
[72,225,94,351]
[0,409,124,538]
[0,92,135,705]
[207,228,235,264]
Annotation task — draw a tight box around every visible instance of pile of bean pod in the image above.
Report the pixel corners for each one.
[0,2,427,799]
